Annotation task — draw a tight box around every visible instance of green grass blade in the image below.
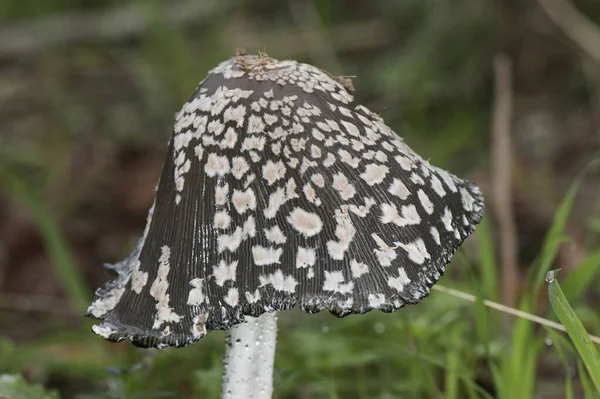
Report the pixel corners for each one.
[547,270,600,392]
[546,328,575,399]
[561,248,600,301]
[444,343,459,399]
[476,216,499,302]
[473,296,490,352]
[27,195,90,311]
[531,159,599,293]
[489,363,504,399]
[577,359,597,399]
[531,179,582,293]
[0,167,89,312]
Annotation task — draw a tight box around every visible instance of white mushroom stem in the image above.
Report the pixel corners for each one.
[222,312,278,399]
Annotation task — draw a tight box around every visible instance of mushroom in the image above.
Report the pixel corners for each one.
[86,52,484,398]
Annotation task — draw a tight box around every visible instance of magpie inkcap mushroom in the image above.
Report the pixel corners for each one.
[86,52,484,349]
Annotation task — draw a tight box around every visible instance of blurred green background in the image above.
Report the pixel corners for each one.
[1,0,600,398]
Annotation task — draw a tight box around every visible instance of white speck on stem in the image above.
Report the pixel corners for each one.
[222,312,278,399]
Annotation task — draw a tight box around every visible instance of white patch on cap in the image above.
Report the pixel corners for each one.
[149,246,181,329]
[311,173,325,187]
[327,206,356,260]
[287,208,323,237]
[248,150,261,163]
[341,120,360,137]
[252,245,283,266]
[326,119,340,131]
[437,169,458,192]
[430,226,441,245]
[262,160,287,185]
[441,207,453,231]
[264,225,287,244]
[187,278,205,305]
[312,128,325,141]
[207,120,225,136]
[174,131,192,151]
[264,187,286,219]
[291,138,308,153]
[388,267,411,292]
[349,197,376,217]
[430,174,446,197]
[368,293,386,308]
[323,152,336,167]
[131,260,148,294]
[303,183,321,205]
[243,215,256,238]
[271,142,282,155]
[244,173,255,188]
[299,157,316,175]
[417,189,434,215]
[204,153,230,177]
[213,211,231,229]
[380,203,421,226]
[310,145,322,158]
[338,106,352,117]
[231,157,250,180]
[213,260,238,286]
[396,155,415,171]
[259,269,298,293]
[350,259,368,278]
[220,128,238,149]
[323,271,354,294]
[460,188,475,211]
[215,183,229,205]
[247,115,265,133]
[338,149,360,168]
[462,214,469,226]
[87,286,125,317]
[194,144,204,161]
[388,178,410,200]
[332,172,356,200]
[232,188,256,214]
[270,126,286,140]
[350,139,364,152]
[224,288,239,307]
[371,234,397,267]
[286,178,299,199]
[245,289,261,303]
[360,164,389,186]
[317,121,332,132]
[410,172,425,185]
[218,228,243,253]
[339,134,351,146]
[375,151,388,163]
[92,324,115,339]
[399,239,430,265]
[241,135,266,152]
[296,247,316,268]
[174,155,191,198]
[223,104,247,127]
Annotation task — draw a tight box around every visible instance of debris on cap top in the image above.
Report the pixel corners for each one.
[86,52,484,349]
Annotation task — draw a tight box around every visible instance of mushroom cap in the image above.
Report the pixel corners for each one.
[86,54,484,349]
